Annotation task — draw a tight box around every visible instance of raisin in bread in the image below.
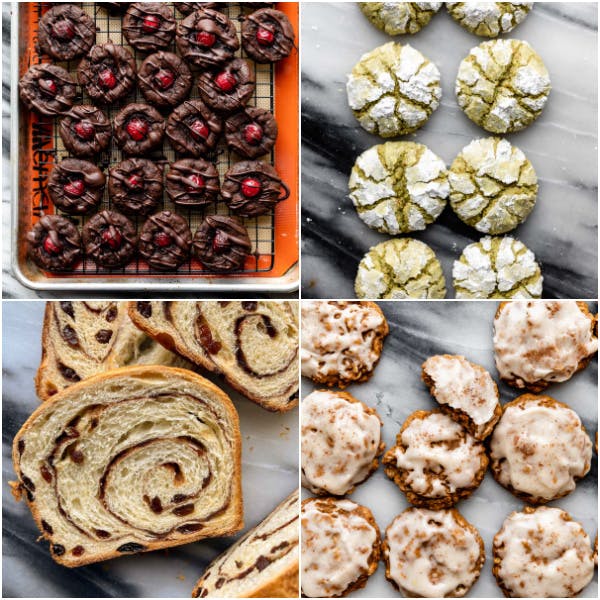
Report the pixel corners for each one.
[192,489,299,598]
[128,301,299,412]
[12,366,243,567]
[35,301,191,400]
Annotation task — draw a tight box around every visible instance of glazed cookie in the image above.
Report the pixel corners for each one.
[122,3,176,53]
[197,58,256,114]
[241,8,295,64]
[166,158,220,207]
[59,105,111,158]
[493,301,598,392]
[355,238,446,299]
[349,142,448,235]
[456,39,551,134]
[383,410,488,509]
[300,301,389,388]
[493,506,595,598]
[225,106,278,159]
[19,64,77,117]
[449,138,537,234]
[301,390,384,496]
[138,52,193,109]
[82,210,137,269]
[490,394,592,504]
[383,508,485,598]
[347,42,441,137]
[166,99,222,158]
[27,215,82,272]
[422,354,501,440]
[114,103,165,156]
[139,210,192,271]
[359,2,442,35]
[109,158,163,216]
[447,2,533,37]
[453,236,542,299]
[301,497,380,598]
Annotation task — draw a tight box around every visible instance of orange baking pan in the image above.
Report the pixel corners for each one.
[11,2,299,292]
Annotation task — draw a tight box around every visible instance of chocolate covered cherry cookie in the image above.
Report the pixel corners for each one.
[225,106,278,159]
[139,210,192,271]
[197,58,255,114]
[83,210,137,269]
[114,103,165,156]
[19,64,77,117]
[138,51,192,109]
[176,3,221,15]
[123,3,176,53]
[47,158,106,215]
[241,8,295,63]
[59,105,111,158]
[166,158,220,207]
[166,99,222,157]
[27,215,82,272]
[222,161,290,217]
[109,158,163,216]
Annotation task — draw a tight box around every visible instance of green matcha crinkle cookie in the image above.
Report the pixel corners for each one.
[349,141,449,235]
[355,238,447,299]
[347,41,442,137]
[453,236,542,299]
[456,39,550,134]
[359,2,442,36]
[447,2,533,37]
[449,137,537,234]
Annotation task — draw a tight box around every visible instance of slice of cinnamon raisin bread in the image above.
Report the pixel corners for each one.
[128,301,299,412]
[35,301,191,401]
[192,489,299,598]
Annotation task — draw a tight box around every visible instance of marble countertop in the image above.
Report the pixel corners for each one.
[301,301,598,598]
[301,3,598,299]
[2,301,299,597]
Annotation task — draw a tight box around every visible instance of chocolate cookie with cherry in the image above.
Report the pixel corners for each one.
[59,105,111,158]
[19,64,77,117]
[193,215,252,272]
[123,3,176,53]
[197,58,255,114]
[27,215,82,272]
[225,106,277,159]
[176,3,222,15]
[139,210,192,271]
[38,4,97,61]
[166,158,220,207]
[78,42,136,105]
[241,8,295,63]
[114,103,165,156]
[83,210,137,269]
[222,161,290,217]
[109,158,163,216]
[166,99,222,158]
[176,8,239,69]
[47,158,106,215]
[138,51,192,109]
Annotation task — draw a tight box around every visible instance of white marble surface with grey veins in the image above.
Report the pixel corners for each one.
[301,3,598,298]
[301,301,598,598]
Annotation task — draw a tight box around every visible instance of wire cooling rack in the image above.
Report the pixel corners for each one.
[25,2,281,277]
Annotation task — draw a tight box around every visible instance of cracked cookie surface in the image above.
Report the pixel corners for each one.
[453,236,542,298]
[447,2,533,37]
[347,42,441,137]
[449,137,537,234]
[456,39,550,134]
[355,238,446,299]
[359,2,442,35]
[350,142,449,234]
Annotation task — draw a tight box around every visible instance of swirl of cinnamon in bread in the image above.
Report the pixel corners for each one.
[11,366,243,567]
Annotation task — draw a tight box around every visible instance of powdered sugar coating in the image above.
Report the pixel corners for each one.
[359,3,442,35]
[447,3,533,37]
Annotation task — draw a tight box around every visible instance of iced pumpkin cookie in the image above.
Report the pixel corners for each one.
[493,506,595,598]
[301,390,384,496]
[456,39,550,134]
[449,138,537,234]
[490,394,592,504]
[349,142,449,235]
[383,507,485,598]
[447,3,533,37]
[422,354,501,440]
[356,239,446,299]
[347,42,441,137]
[359,2,442,36]
[301,301,389,388]
[383,410,488,509]
[493,301,598,391]
[301,497,380,598]
[453,236,542,299]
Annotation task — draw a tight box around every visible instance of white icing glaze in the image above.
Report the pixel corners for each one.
[300,301,385,382]
[495,507,594,598]
[490,396,591,500]
[493,301,598,386]
[389,412,484,497]
[422,355,499,434]
[301,390,382,495]
[385,508,483,597]
[301,498,377,598]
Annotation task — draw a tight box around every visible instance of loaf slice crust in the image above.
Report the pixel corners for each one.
[192,489,299,598]
[128,301,299,412]
[35,301,192,401]
[12,366,243,567]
